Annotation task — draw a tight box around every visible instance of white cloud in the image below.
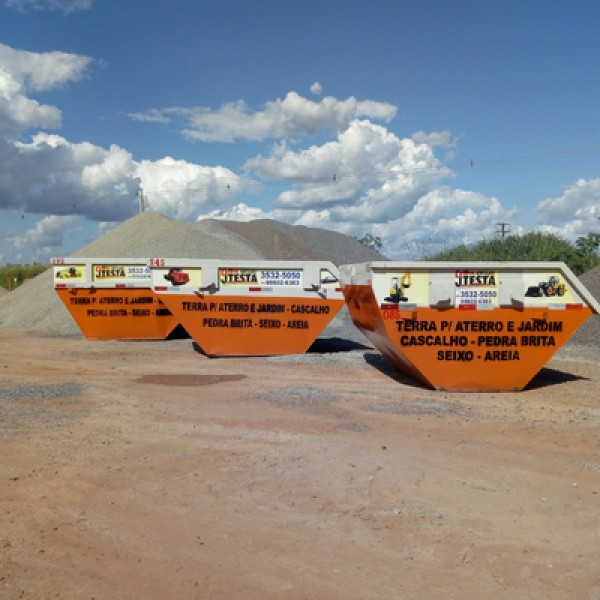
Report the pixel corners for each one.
[81,144,137,191]
[536,177,600,239]
[246,120,453,221]
[127,108,170,124]
[4,0,93,14]
[537,177,600,222]
[130,91,397,142]
[205,119,512,258]
[199,202,273,222]
[0,42,523,265]
[0,71,62,131]
[379,188,514,257]
[0,43,91,134]
[136,157,259,221]
[411,130,456,148]
[274,187,514,259]
[310,81,322,96]
[9,215,77,262]
[0,42,91,92]
[2,133,262,226]
[1,133,139,220]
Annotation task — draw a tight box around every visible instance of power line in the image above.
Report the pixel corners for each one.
[135,145,600,196]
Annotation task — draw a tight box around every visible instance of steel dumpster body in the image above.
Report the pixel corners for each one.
[149,259,345,356]
[52,258,179,340]
[339,261,599,392]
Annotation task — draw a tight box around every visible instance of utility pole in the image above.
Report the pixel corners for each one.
[497,222,511,241]
[137,187,145,213]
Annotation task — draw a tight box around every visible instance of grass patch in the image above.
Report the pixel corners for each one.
[0,264,50,291]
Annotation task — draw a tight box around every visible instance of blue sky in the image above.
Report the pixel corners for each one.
[1,0,599,265]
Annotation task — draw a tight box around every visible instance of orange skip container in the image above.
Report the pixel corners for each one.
[339,261,600,392]
[148,259,345,356]
[52,258,179,340]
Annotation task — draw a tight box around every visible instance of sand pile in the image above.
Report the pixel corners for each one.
[0,212,385,336]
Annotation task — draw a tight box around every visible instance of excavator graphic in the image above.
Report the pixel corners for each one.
[384,273,412,303]
[525,275,567,298]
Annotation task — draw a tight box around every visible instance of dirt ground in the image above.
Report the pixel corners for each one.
[1,329,599,600]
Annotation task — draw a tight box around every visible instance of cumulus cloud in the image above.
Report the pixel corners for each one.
[4,0,93,14]
[310,81,322,96]
[136,157,260,221]
[237,120,514,257]
[1,134,139,220]
[9,215,78,262]
[0,43,91,92]
[128,91,397,142]
[0,43,91,135]
[1,132,260,226]
[537,177,600,238]
[199,202,273,222]
[246,120,453,219]
[391,187,507,238]
[278,187,515,259]
[0,39,523,264]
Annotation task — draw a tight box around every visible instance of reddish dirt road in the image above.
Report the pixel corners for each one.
[1,330,599,599]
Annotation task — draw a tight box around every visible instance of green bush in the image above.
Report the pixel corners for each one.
[426,232,600,275]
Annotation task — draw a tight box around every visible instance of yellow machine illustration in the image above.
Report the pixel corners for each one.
[55,266,84,279]
[384,273,412,303]
[525,275,567,298]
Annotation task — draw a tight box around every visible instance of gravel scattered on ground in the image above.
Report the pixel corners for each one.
[0,382,87,435]
[363,399,469,417]
[263,383,335,407]
[0,383,84,400]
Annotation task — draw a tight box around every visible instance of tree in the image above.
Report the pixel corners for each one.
[574,233,600,274]
[425,231,600,275]
[357,233,383,253]
[575,233,600,257]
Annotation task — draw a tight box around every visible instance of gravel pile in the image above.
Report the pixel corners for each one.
[567,265,600,347]
[0,211,384,336]
[0,210,598,353]
[212,219,387,264]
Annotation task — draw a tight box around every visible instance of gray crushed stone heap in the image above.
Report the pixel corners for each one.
[0,211,384,336]
[1,211,598,352]
[568,265,600,347]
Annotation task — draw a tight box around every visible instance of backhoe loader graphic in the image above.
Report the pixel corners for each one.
[525,275,567,298]
[384,273,412,303]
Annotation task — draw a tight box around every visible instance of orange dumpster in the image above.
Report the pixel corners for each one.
[148,259,345,356]
[339,261,600,392]
[52,258,179,340]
